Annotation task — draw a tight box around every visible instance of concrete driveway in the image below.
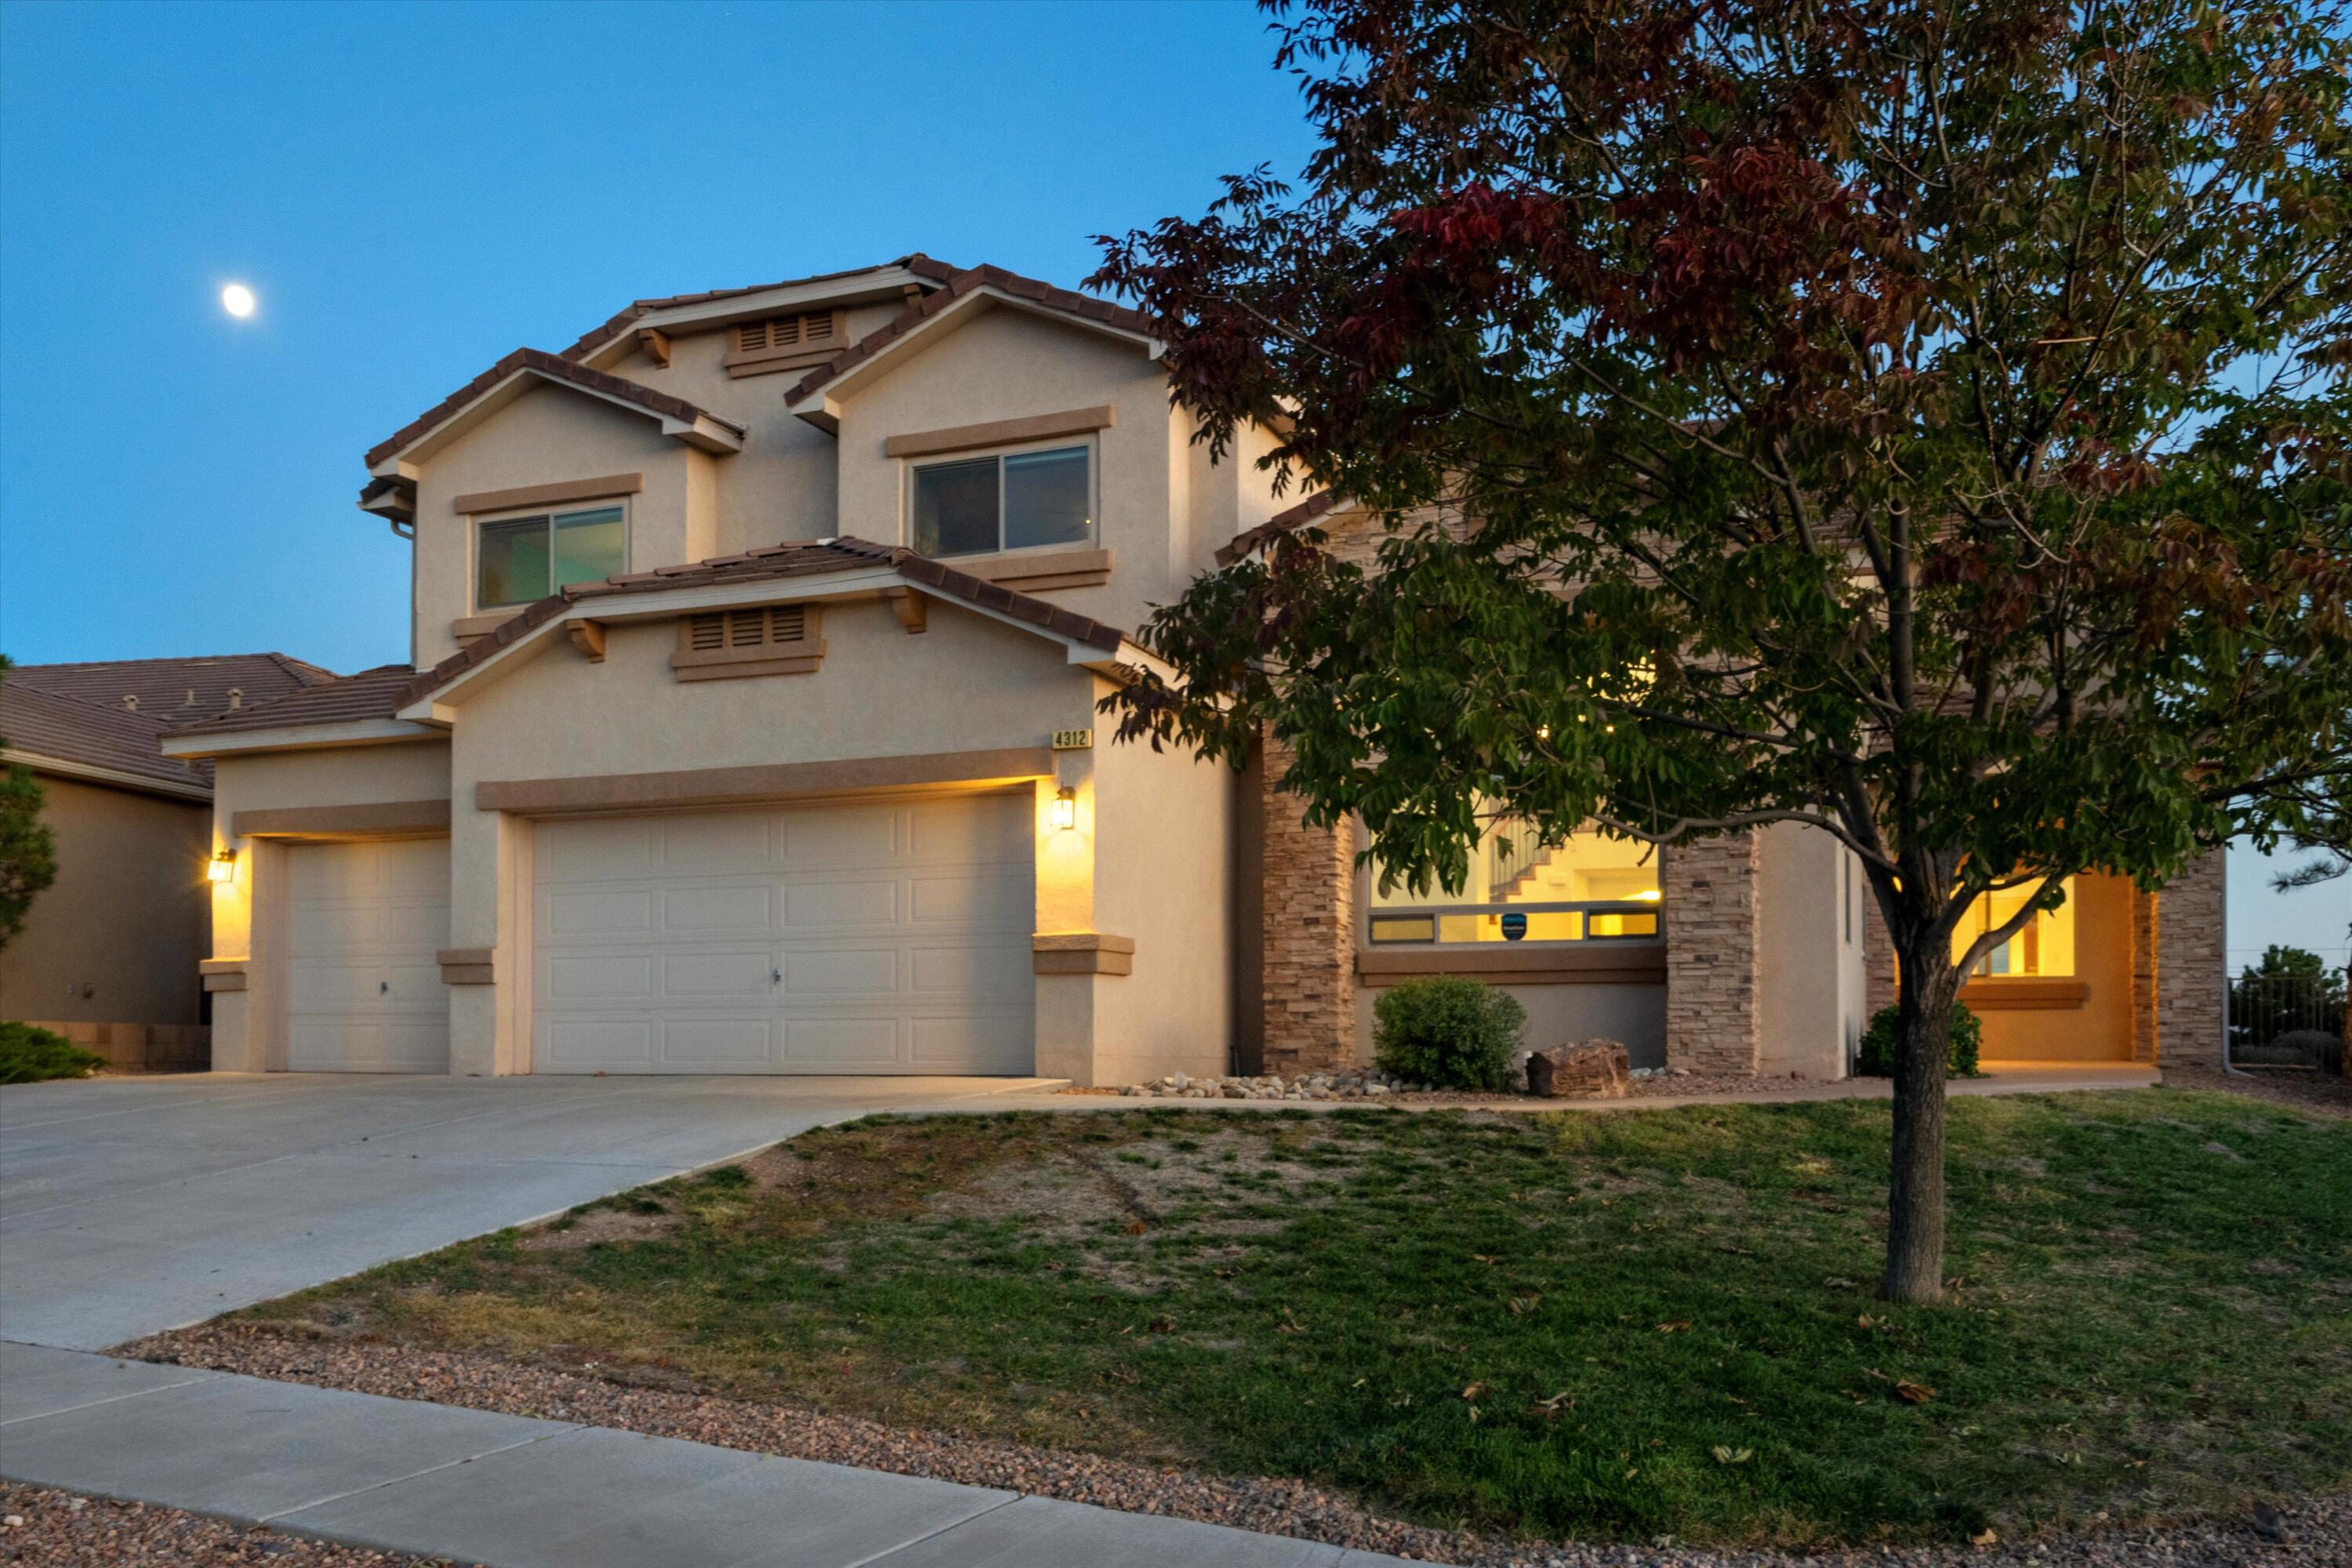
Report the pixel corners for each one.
[0,1072,1058,1351]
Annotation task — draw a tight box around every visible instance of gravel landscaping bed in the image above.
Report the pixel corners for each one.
[118,1325,2347,1568]
[1061,1065,1777,1105]
[0,1483,457,1566]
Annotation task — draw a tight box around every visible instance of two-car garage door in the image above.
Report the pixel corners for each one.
[530,792,1035,1075]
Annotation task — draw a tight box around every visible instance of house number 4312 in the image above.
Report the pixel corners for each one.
[1051,728,1094,751]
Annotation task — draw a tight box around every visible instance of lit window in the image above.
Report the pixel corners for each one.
[1367,822,1661,944]
[478,506,625,608]
[909,445,1092,558]
[1953,877,2076,977]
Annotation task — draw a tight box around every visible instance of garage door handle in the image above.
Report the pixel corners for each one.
[770,967,782,985]
[380,981,390,994]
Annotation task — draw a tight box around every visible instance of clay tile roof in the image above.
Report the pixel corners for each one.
[1214,491,1349,568]
[364,348,746,469]
[557,254,965,362]
[7,652,336,724]
[785,263,1159,408]
[391,537,1127,713]
[171,665,423,737]
[0,679,215,794]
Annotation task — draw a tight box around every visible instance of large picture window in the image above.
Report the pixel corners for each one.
[1367,822,1662,945]
[909,444,1092,558]
[477,505,626,608]
[1953,877,2077,977]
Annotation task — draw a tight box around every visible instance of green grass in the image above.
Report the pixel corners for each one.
[242,1090,2350,1549]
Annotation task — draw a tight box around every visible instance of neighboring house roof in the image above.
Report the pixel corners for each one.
[172,540,1131,742]
[363,348,748,470]
[8,652,336,724]
[557,254,961,362]
[0,680,213,798]
[168,664,429,739]
[784,263,1160,413]
[1214,491,1353,567]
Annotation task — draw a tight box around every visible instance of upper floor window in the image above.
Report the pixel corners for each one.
[477,505,626,608]
[1953,877,2077,977]
[1366,822,1662,945]
[909,444,1092,559]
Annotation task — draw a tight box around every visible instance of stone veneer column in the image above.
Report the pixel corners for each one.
[1259,735,1356,1075]
[2157,848,2227,1068]
[1664,832,1762,1073]
[1863,898,1898,1019]
[2129,884,2161,1064]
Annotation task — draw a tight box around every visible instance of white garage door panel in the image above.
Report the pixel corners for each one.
[285,839,452,1073]
[532,793,1034,1075]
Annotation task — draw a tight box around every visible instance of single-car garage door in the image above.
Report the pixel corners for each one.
[532,792,1035,1074]
[285,838,452,1073]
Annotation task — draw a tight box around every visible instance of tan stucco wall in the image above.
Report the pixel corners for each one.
[829,305,1203,633]
[0,775,207,1027]
[1755,822,1867,1080]
[204,740,452,1073]
[1970,871,2135,1062]
[410,387,688,667]
[1087,698,1235,1087]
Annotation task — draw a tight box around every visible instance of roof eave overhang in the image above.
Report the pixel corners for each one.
[160,718,444,760]
[785,287,1166,432]
[365,368,744,477]
[575,265,949,373]
[358,476,417,526]
[394,567,1167,722]
[0,747,212,803]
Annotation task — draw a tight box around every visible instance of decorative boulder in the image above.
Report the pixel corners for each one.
[1526,1040,1631,1099]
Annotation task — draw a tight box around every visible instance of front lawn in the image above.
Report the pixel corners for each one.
[234,1091,2349,1550]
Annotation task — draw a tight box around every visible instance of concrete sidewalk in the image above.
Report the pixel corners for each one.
[0,1342,1410,1567]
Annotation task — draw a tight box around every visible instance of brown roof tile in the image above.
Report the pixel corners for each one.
[171,665,423,738]
[363,349,746,469]
[0,680,213,794]
[9,652,336,724]
[784,263,1158,408]
[1214,491,1349,567]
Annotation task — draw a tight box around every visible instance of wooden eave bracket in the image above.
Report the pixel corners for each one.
[568,619,608,662]
[636,327,671,367]
[887,587,928,633]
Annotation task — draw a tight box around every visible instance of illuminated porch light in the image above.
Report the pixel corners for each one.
[207,848,238,884]
[1633,888,1662,902]
[1052,787,1078,831]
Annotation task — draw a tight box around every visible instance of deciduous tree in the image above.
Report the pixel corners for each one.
[1094,0,2352,1299]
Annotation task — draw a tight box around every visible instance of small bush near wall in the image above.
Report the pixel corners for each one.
[0,1021,107,1085]
[1373,977,1526,1091]
[1856,1002,1983,1078]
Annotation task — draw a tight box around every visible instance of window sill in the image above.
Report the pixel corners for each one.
[1960,978,2090,1011]
[1357,942,1665,987]
[939,547,1112,592]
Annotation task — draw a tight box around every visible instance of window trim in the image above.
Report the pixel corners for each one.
[902,434,1099,561]
[473,499,631,612]
[1355,820,1668,955]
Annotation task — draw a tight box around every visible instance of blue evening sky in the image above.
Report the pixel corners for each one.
[0,0,2339,965]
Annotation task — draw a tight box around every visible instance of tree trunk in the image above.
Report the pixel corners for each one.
[1883,946,1962,1303]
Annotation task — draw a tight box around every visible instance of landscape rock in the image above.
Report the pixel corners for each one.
[1526,1040,1631,1099]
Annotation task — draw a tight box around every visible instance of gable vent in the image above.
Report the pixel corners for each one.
[674,604,825,682]
[723,310,846,378]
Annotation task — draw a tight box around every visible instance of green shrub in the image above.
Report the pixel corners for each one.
[0,1020,105,1085]
[1373,976,1526,1090]
[1855,1002,1983,1078]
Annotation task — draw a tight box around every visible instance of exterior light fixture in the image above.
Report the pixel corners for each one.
[1052,787,1077,831]
[1633,888,1663,902]
[207,848,238,884]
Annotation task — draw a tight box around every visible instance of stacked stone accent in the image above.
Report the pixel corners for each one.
[2156,848,2228,1068]
[1664,832,1762,1073]
[2129,884,2161,1064]
[1864,896,1898,1019]
[1259,735,1356,1076]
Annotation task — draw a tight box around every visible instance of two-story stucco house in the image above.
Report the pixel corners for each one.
[160,255,2227,1084]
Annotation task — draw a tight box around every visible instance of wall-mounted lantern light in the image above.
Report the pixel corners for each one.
[207,848,238,884]
[1052,787,1077,832]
